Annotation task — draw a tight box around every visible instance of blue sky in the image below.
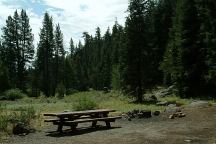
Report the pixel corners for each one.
[0,0,128,48]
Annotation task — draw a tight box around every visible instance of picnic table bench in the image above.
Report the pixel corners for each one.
[44,109,121,132]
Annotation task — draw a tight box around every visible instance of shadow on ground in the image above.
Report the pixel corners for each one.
[46,125,121,137]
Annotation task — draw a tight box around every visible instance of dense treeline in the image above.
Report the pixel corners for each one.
[0,0,216,102]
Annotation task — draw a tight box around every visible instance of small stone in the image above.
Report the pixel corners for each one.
[184,139,192,143]
[169,114,175,119]
[178,113,186,118]
[153,111,160,116]
[156,101,169,106]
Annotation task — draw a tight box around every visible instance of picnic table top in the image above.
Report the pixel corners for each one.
[44,109,116,117]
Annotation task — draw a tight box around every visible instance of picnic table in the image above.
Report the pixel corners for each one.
[44,109,121,132]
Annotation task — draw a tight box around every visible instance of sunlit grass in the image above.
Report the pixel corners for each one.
[0,90,215,135]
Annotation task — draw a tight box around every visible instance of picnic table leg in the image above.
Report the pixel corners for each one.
[57,117,64,133]
[57,124,63,132]
[105,121,111,128]
[103,113,111,128]
[71,123,78,130]
[91,114,99,127]
[92,121,97,127]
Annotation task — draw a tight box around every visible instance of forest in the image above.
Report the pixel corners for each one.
[0,0,216,103]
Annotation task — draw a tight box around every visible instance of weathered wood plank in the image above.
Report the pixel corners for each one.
[52,116,122,124]
[44,109,116,117]
[44,119,59,122]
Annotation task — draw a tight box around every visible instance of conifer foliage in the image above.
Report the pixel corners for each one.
[0,1,216,100]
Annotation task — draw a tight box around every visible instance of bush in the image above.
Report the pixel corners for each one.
[73,96,98,111]
[56,83,66,99]
[9,106,36,124]
[0,106,36,133]
[0,115,8,132]
[3,89,26,101]
[26,88,40,98]
[66,88,78,95]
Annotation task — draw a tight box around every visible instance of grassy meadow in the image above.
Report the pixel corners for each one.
[0,89,215,139]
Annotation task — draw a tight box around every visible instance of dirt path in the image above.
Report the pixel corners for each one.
[2,106,216,144]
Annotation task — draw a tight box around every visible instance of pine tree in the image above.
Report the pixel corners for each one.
[36,12,55,97]
[1,10,34,90]
[69,38,75,57]
[196,0,216,93]
[101,28,112,89]
[1,15,17,87]
[0,40,10,92]
[123,0,148,103]
[53,23,65,95]
[111,21,124,89]
[161,0,202,97]
[19,9,34,91]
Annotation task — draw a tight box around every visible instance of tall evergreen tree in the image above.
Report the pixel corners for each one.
[1,10,34,90]
[36,12,55,96]
[123,0,150,103]
[53,23,65,95]
[69,38,75,56]
[1,15,17,88]
[19,9,34,90]
[101,28,112,89]
[161,0,202,97]
[196,0,216,93]
[111,21,124,89]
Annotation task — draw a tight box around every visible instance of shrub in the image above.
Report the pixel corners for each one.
[0,106,36,134]
[26,88,40,97]
[0,115,8,132]
[9,106,36,124]
[66,88,78,95]
[56,83,66,99]
[73,96,98,111]
[3,89,26,101]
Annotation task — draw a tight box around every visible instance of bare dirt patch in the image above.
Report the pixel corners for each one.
[2,106,216,144]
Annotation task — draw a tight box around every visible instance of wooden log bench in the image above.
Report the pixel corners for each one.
[44,109,121,132]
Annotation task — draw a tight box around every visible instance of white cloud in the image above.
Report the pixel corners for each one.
[45,0,128,48]
[0,0,128,50]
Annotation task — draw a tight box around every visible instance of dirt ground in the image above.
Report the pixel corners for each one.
[2,106,216,144]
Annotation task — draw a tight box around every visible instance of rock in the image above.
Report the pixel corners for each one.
[184,139,192,143]
[168,104,177,107]
[121,113,132,121]
[144,95,158,104]
[132,109,140,114]
[153,111,160,116]
[156,101,169,106]
[188,101,210,108]
[139,110,152,118]
[103,87,109,93]
[155,85,176,97]
[13,122,34,135]
[169,112,186,119]
[164,105,181,114]
[169,114,175,119]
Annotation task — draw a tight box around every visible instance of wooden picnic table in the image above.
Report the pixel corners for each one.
[44,109,121,132]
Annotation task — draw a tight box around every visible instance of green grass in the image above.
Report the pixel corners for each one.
[1,89,214,136]
[159,95,192,106]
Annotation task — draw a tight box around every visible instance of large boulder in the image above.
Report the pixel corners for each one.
[138,110,152,118]
[13,122,35,135]
[164,104,181,114]
[188,101,210,108]
[156,101,169,106]
[155,85,176,97]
